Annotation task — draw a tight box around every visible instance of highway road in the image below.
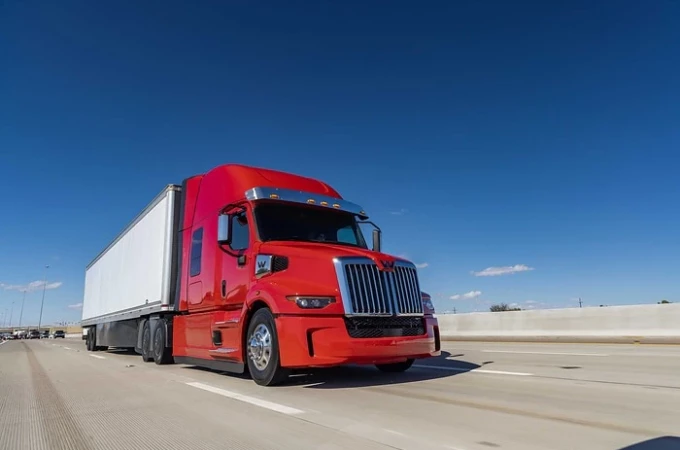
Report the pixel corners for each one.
[1,339,679,450]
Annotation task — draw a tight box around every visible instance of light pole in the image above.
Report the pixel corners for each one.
[37,265,50,332]
[8,301,14,328]
[18,289,27,329]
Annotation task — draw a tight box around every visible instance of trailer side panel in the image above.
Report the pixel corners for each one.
[82,185,181,326]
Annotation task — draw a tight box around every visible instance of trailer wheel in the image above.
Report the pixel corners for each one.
[86,328,94,352]
[245,308,290,386]
[141,322,153,362]
[152,322,173,365]
[375,358,415,373]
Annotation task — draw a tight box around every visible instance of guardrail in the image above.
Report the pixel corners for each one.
[436,302,680,344]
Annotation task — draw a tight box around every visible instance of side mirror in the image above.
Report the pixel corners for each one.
[372,228,381,253]
[217,214,231,245]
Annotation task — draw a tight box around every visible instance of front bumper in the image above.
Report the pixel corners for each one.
[276,314,441,368]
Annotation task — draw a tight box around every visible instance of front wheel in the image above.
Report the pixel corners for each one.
[245,308,290,386]
[376,358,415,373]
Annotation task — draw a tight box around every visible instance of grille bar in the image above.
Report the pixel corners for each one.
[335,258,424,316]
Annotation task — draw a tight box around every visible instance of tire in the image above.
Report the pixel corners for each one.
[86,328,94,352]
[141,321,153,362]
[152,321,174,365]
[245,308,290,386]
[376,358,415,373]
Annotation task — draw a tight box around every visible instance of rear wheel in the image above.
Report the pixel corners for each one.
[152,322,174,365]
[141,321,153,362]
[376,358,415,373]
[245,308,290,386]
[86,328,94,351]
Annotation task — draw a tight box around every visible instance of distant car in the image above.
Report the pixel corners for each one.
[28,330,41,339]
[41,330,49,339]
[53,330,65,339]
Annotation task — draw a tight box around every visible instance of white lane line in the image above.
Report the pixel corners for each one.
[480,350,609,357]
[63,346,72,350]
[383,429,405,436]
[89,354,106,359]
[414,365,533,376]
[186,381,304,415]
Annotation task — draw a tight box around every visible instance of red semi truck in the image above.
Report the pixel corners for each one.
[81,164,440,386]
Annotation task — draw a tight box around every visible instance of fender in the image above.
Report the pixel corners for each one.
[135,318,148,354]
[245,282,281,314]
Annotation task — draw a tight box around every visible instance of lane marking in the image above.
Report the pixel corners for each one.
[185,381,304,415]
[480,350,609,357]
[63,346,72,350]
[89,354,106,359]
[383,429,405,436]
[414,365,533,376]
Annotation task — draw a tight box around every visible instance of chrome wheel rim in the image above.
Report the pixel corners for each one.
[248,323,272,371]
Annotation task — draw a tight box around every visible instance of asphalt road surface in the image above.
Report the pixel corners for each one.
[1,339,679,450]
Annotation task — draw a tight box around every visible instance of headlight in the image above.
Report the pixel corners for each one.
[286,296,335,309]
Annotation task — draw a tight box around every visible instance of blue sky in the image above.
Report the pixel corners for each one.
[1,0,679,325]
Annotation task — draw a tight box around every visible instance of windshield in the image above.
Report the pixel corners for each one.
[254,202,368,248]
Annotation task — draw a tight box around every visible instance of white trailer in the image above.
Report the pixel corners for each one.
[81,185,182,347]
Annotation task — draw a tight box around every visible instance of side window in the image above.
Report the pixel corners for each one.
[230,212,250,251]
[190,227,203,277]
[336,226,357,245]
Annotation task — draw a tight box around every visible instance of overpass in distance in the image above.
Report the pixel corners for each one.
[1,303,679,450]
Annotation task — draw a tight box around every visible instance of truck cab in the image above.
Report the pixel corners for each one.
[172,164,440,385]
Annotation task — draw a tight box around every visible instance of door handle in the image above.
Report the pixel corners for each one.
[221,280,227,298]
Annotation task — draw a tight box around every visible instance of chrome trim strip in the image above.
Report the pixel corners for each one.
[334,257,353,316]
[245,186,368,219]
[209,348,238,354]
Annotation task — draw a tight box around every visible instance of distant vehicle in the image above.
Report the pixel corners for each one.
[81,163,440,386]
[52,330,65,339]
[28,330,41,339]
[40,330,49,339]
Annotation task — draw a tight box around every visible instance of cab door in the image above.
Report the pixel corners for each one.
[211,207,253,356]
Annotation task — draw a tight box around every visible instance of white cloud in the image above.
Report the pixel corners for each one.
[68,303,83,310]
[1,280,63,292]
[472,264,534,277]
[415,262,429,269]
[390,208,408,216]
[450,290,482,300]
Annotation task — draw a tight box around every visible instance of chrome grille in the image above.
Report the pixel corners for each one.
[335,258,424,316]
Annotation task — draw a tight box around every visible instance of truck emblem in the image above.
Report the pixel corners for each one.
[381,260,395,269]
[257,260,267,269]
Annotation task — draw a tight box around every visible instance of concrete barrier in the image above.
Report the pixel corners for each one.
[436,303,680,344]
